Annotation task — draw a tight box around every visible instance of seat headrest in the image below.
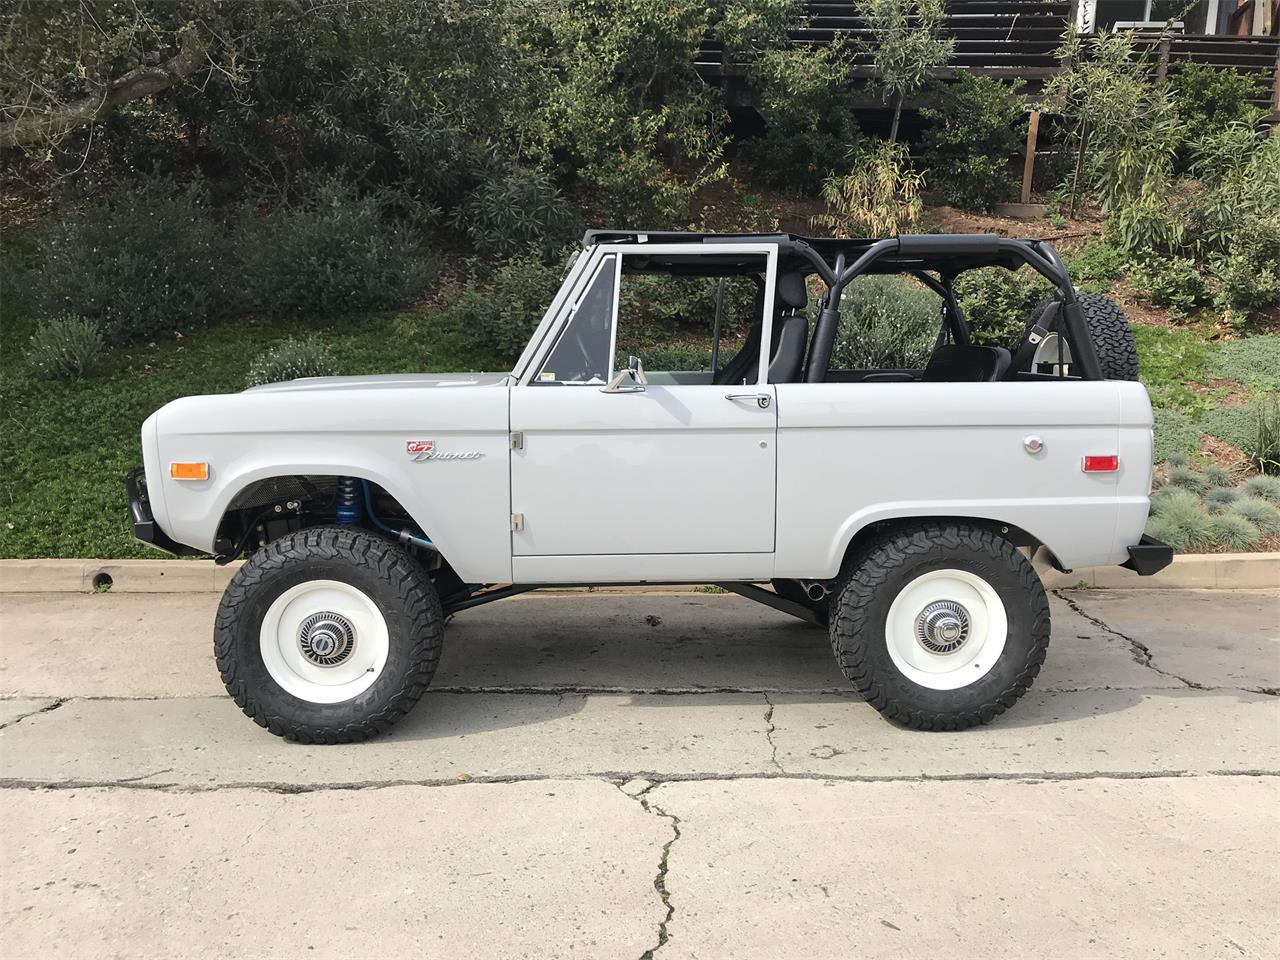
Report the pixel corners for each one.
[776,271,807,310]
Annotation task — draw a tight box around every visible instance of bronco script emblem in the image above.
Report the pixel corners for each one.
[406,440,483,462]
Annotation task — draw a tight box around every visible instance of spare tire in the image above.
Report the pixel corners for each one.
[1025,294,1138,381]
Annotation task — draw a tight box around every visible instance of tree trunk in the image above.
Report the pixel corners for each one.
[888,93,903,145]
[0,26,204,150]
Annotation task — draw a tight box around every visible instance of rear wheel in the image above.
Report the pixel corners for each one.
[830,522,1050,730]
[214,526,443,743]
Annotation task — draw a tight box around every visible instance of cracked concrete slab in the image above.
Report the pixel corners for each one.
[648,776,1280,960]
[0,692,775,786]
[1064,589,1280,691]
[0,592,1172,700]
[768,687,1279,777]
[0,697,58,728]
[0,780,667,960]
[3,688,1275,788]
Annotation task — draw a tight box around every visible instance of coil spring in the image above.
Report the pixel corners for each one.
[335,476,364,525]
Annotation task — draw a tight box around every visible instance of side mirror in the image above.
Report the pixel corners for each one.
[600,355,647,394]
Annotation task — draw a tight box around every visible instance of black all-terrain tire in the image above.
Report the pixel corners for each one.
[214,526,444,743]
[830,522,1050,731]
[1028,293,1138,381]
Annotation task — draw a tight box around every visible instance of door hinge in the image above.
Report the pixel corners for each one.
[509,431,524,450]
[510,513,525,532]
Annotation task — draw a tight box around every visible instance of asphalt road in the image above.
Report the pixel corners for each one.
[1,587,1277,959]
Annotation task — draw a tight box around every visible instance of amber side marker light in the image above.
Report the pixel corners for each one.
[170,462,209,480]
[1082,455,1119,473]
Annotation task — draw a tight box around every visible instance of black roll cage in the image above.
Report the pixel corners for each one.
[582,230,1104,382]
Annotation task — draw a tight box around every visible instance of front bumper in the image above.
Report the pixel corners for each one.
[125,468,203,557]
[1120,534,1174,576]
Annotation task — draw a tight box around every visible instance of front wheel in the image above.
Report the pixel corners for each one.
[214,526,444,743]
[830,523,1050,730]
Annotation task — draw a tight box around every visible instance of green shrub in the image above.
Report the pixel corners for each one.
[33,178,230,345]
[1152,407,1201,463]
[919,74,1026,212]
[238,180,438,318]
[1128,255,1208,319]
[1166,451,1190,468]
[1170,64,1267,166]
[1207,513,1261,551]
[830,276,939,369]
[1132,324,1216,413]
[1204,487,1239,512]
[1201,463,1234,488]
[246,336,338,388]
[953,267,1050,347]
[1208,254,1280,329]
[1211,337,1280,391]
[743,43,863,187]
[638,343,715,372]
[1152,492,1212,549]
[443,253,566,363]
[453,168,581,260]
[25,315,107,381]
[1242,474,1280,504]
[1066,239,1129,295]
[1229,496,1280,535]
[1167,465,1209,495]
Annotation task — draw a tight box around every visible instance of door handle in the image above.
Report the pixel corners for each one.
[725,392,771,409]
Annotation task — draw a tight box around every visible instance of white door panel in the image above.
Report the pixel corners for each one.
[510,386,777,556]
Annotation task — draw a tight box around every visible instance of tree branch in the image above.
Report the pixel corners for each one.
[0,25,204,150]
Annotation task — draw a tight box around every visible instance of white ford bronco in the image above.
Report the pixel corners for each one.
[128,230,1172,742]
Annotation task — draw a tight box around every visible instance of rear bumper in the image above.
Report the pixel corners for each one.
[125,468,203,557]
[1120,534,1174,576]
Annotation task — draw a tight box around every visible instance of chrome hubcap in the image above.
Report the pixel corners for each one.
[298,611,356,667]
[915,600,970,655]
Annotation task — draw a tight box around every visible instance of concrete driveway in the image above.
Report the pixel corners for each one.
[1,587,1277,959]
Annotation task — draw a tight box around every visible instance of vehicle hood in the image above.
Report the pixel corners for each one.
[244,372,512,394]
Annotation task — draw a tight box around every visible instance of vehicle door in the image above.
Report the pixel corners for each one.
[508,244,780,581]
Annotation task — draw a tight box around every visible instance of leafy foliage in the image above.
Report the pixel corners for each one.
[1169,63,1267,167]
[829,276,939,369]
[1202,397,1280,475]
[1065,240,1129,295]
[919,75,1025,212]
[454,168,581,260]
[1128,255,1208,320]
[1152,407,1202,463]
[854,0,954,142]
[32,178,231,345]
[26,316,107,381]
[237,180,438,317]
[441,253,568,363]
[246,335,339,387]
[814,140,923,236]
[743,41,862,187]
[1211,338,1280,391]
[952,267,1048,347]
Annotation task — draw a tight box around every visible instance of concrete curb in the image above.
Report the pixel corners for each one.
[1,553,1277,594]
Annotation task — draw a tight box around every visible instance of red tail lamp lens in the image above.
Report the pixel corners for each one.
[1083,455,1119,473]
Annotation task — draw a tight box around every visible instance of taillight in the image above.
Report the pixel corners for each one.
[1082,455,1119,473]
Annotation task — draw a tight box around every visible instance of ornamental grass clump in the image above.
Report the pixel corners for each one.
[1150,490,1212,549]
[26,315,106,382]
[1229,496,1280,536]
[1167,465,1210,495]
[246,336,338,388]
[1207,513,1261,551]
[1242,474,1280,503]
[1204,487,1240,512]
[1201,463,1233,488]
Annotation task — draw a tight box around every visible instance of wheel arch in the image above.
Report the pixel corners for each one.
[831,510,1061,578]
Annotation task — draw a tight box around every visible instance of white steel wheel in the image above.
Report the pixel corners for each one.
[259,579,390,704]
[883,568,1008,691]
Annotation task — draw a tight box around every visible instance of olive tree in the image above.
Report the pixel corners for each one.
[855,0,954,143]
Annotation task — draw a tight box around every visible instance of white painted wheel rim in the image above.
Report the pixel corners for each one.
[884,569,1008,691]
[259,579,389,704]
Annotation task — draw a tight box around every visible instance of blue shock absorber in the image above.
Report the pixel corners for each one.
[335,476,364,525]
